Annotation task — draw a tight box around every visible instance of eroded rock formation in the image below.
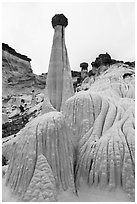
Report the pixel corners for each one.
[2,15,135,202]
[91,52,135,76]
[63,65,135,200]
[4,112,75,201]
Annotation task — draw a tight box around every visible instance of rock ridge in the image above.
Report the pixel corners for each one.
[2,43,31,62]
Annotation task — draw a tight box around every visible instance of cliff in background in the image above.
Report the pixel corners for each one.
[2,43,47,98]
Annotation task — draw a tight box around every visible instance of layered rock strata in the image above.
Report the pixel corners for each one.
[2,43,46,97]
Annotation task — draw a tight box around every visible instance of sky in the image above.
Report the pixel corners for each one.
[2,1,135,74]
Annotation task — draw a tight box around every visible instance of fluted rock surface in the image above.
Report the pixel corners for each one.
[4,112,75,201]
[63,65,135,200]
[2,63,135,201]
[21,155,57,202]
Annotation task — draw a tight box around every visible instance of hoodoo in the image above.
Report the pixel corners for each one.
[42,14,74,113]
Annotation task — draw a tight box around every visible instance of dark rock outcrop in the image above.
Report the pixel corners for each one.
[88,69,96,77]
[124,61,135,67]
[71,70,80,78]
[91,53,135,76]
[2,155,8,166]
[91,52,112,68]
[2,115,29,138]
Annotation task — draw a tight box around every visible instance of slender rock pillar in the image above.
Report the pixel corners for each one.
[42,14,74,113]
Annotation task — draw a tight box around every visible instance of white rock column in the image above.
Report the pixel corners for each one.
[42,14,74,113]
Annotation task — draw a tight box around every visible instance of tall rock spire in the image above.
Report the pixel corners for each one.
[42,14,74,113]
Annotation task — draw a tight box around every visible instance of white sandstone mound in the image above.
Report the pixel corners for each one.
[62,65,135,201]
[4,111,75,201]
